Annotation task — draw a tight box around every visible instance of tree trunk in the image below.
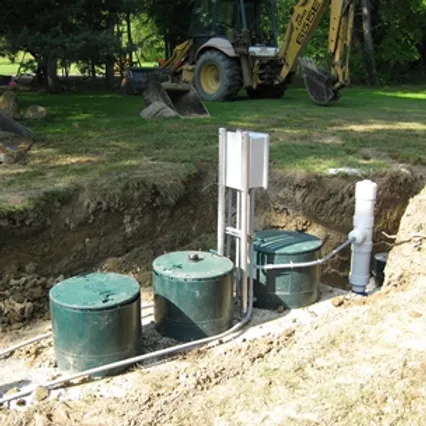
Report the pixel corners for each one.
[105,57,115,90]
[126,12,133,65]
[105,13,116,90]
[361,0,378,84]
[91,59,97,82]
[46,57,59,92]
[64,60,69,82]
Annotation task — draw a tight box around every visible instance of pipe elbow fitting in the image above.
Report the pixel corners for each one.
[348,228,366,245]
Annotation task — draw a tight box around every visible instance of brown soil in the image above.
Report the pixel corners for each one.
[258,166,424,286]
[1,176,426,426]
[384,184,426,289]
[2,279,426,426]
[0,166,424,330]
[0,167,217,281]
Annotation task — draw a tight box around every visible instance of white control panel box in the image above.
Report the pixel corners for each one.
[224,130,269,190]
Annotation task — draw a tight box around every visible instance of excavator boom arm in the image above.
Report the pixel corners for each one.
[278,0,356,104]
[278,0,330,81]
[328,0,355,88]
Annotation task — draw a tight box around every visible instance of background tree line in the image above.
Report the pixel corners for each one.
[0,0,425,89]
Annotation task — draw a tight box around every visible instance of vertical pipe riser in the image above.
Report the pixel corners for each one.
[349,180,377,294]
[226,189,233,258]
[240,132,250,316]
[217,128,227,256]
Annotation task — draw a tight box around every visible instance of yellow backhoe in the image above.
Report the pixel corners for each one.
[135,0,356,117]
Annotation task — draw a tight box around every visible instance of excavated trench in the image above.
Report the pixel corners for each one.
[0,166,424,330]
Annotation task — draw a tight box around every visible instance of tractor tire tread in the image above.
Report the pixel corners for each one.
[195,50,242,101]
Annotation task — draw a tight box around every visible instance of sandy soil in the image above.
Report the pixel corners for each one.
[4,278,426,426]
[1,178,425,426]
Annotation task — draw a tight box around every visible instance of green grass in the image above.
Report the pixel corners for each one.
[0,53,85,76]
[0,58,20,75]
[0,54,158,76]
[0,53,29,75]
[1,85,425,212]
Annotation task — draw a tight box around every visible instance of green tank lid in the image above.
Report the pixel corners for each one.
[50,272,140,310]
[153,251,234,280]
[254,230,322,255]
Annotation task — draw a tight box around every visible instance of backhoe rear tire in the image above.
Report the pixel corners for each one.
[194,50,242,101]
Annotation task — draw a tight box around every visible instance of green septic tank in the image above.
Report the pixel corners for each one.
[153,251,234,342]
[253,230,322,310]
[49,272,142,377]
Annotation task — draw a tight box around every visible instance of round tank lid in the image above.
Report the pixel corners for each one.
[49,272,140,310]
[153,251,234,280]
[254,230,322,255]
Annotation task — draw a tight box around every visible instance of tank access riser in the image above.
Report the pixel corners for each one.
[217,128,270,317]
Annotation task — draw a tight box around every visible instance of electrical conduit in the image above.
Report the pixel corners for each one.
[255,237,355,271]
[0,304,155,359]
[0,282,253,405]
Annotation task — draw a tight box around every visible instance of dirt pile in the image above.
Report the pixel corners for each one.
[0,166,216,281]
[384,183,426,289]
[3,279,426,425]
[0,165,424,329]
[0,274,63,330]
[261,166,424,286]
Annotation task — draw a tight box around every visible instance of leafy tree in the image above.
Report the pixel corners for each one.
[0,0,138,89]
[140,0,196,55]
[1,0,425,87]
[372,0,426,81]
[130,14,164,63]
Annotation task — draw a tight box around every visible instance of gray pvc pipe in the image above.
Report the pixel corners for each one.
[349,180,377,294]
[0,333,53,358]
[240,133,250,316]
[226,189,233,258]
[0,287,253,406]
[255,238,355,271]
[0,303,154,359]
[217,128,227,256]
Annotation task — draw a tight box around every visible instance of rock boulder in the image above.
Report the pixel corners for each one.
[24,105,48,120]
[140,101,180,120]
[0,91,21,120]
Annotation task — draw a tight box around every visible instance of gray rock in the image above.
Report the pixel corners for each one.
[140,101,180,120]
[23,105,48,120]
[0,91,21,120]
[25,262,38,274]
[29,287,44,300]
[33,386,49,402]
[11,292,25,303]
[10,322,23,330]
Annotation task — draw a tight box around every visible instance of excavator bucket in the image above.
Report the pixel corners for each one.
[299,57,340,106]
[0,111,33,164]
[142,80,210,119]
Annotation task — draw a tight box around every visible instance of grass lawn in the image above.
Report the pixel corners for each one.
[0,53,34,75]
[0,58,21,75]
[0,53,85,76]
[1,85,425,211]
[0,55,157,76]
